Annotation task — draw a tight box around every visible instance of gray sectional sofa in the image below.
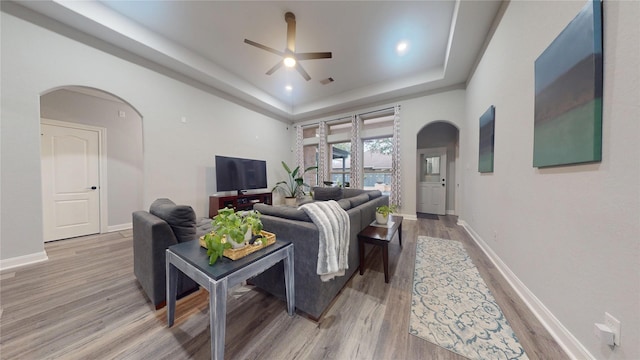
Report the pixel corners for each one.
[132,198,212,308]
[252,187,389,319]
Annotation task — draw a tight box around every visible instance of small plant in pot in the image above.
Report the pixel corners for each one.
[243,210,264,242]
[204,208,264,265]
[272,161,317,206]
[375,204,397,225]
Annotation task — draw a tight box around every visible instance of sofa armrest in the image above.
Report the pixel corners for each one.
[252,209,363,319]
[260,215,320,269]
[133,211,184,307]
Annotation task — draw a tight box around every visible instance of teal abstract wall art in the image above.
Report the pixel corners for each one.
[533,0,603,168]
[478,105,495,173]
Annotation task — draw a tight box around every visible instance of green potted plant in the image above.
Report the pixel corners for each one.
[375,204,397,225]
[204,208,264,265]
[243,210,264,238]
[272,161,317,206]
[203,231,232,265]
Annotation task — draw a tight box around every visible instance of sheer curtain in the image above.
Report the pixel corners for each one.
[349,115,362,189]
[295,125,304,172]
[317,121,328,185]
[390,105,402,208]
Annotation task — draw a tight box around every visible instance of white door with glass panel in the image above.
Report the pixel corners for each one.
[417,148,447,215]
[41,121,101,241]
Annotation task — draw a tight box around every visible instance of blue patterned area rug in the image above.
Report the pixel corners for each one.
[410,236,529,360]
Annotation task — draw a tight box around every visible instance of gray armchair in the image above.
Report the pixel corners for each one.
[132,198,212,309]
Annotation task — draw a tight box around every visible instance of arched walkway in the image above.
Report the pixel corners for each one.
[415,121,460,215]
[40,86,143,240]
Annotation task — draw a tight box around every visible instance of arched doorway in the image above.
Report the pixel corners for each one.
[40,86,143,241]
[416,121,459,216]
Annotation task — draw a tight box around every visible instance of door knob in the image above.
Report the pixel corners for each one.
[90,186,97,190]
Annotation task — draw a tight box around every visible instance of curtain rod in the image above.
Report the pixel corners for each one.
[357,106,395,118]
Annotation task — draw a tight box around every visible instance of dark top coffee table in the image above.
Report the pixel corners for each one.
[358,215,403,283]
[166,239,294,360]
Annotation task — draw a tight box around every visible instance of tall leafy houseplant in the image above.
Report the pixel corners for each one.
[272,161,317,202]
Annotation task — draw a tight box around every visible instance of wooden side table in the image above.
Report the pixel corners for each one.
[166,239,294,360]
[358,215,403,283]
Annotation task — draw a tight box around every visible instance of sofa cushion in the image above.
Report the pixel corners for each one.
[149,198,196,243]
[313,187,343,201]
[342,188,367,198]
[195,217,213,237]
[254,203,312,222]
[367,190,383,200]
[349,193,370,208]
[337,198,352,210]
[297,197,315,206]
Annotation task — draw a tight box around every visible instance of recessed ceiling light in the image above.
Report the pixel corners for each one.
[396,41,409,55]
[285,85,293,91]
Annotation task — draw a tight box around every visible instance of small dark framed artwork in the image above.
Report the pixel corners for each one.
[533,0,603,167]
[478,105,495,173]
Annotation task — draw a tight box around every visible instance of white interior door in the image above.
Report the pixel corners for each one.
[417,148,447,215]
[41,122,101,241]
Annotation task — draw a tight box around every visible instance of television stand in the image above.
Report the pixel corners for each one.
[209,192,273,218]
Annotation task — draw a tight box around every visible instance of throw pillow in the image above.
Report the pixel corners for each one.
[342,188,365,198]
[313,187,343,201]
[367,190,383,200]
[337,198,352,210]
[253,203,312,222]
[349,193,370,208]
[149,198,196,243]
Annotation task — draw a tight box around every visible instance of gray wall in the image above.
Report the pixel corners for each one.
[1,7,293,264]
[461,1,639,359]
[41,88,143,228]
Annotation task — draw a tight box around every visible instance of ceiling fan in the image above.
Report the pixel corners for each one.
[244,12,332,81]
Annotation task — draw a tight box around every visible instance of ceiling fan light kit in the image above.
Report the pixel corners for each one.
[283,57,296,68]
[244,12,332,81]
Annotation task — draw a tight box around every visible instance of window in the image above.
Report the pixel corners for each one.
[362,114,394,129]
[303,144,318,188]
[330,142,351,187]
[328,120,351,136]
[363,137,392,195]
[303,126,318,139]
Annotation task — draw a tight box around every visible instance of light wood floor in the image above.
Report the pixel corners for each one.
[0,217,568,359]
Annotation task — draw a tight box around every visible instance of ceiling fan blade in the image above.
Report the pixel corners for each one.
[285,12,296,52]
[296,52,333,60]
[244,39,284,57]
[266,61,284,75]
[295,63,311,81]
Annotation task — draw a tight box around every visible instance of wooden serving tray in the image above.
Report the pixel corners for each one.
[199,230,276,260]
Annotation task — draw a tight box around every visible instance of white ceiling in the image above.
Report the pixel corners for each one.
[14,0,503,122]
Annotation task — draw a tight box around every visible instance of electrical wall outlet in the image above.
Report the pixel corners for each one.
[605,312,621,346]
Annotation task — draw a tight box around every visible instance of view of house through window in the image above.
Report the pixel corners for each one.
[330,142,351,186]
[302,144,318,189]
[363,137,392,195]
[303,113,394,198]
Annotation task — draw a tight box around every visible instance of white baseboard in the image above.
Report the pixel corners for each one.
[0,251,48,272]
[399,213,417,221]
[457,219,594,360]
[446,210,456,215]
[107,223,132,232]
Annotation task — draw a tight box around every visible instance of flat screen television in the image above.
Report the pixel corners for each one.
[215,155,267,195]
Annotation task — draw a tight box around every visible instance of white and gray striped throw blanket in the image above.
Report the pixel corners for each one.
[299,200,350,282]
